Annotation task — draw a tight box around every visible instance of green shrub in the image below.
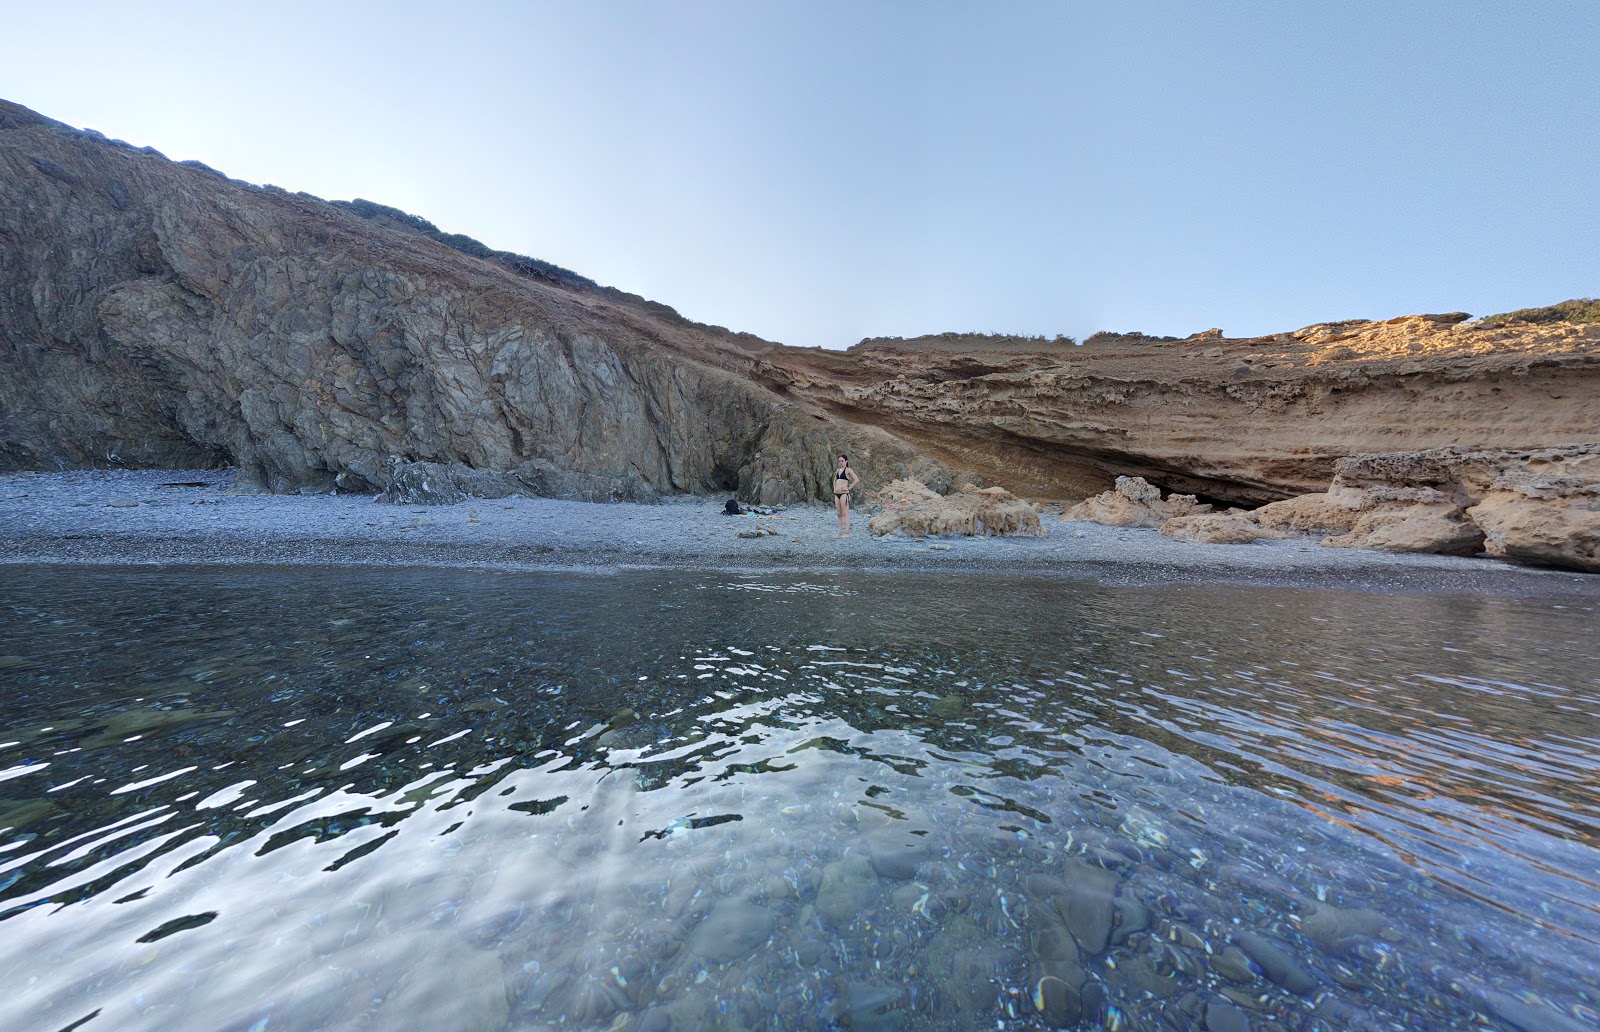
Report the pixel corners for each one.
[1476,298,1600,329]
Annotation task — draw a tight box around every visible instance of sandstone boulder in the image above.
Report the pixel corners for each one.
[1251,493,1362,535]
[1323,507,1485,555]
[1063,476,1211,529]
[868,480,1043,537]
[1316,446,1600,566]
[1469,474,1600,572]
[1160,511,1285,544]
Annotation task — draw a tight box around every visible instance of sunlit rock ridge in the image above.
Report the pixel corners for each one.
[3,98,1598,509]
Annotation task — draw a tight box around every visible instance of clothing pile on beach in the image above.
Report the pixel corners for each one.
[722,499,782,517]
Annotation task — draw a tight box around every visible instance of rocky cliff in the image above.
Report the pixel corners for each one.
[0,100,942,504]
[755,315,1600,507]
[3,98,1596,515]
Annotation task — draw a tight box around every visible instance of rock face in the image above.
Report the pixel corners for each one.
[756,314,1600,507]
[1158,445,1600,572]
[4,97,1599,530]
[867,479,1044,537]
[0,100,943,503]
[1063,476,1210,528]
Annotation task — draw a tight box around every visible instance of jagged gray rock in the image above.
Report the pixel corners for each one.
[0,99,942,504]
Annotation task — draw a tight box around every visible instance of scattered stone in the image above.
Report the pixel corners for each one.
[1210,945,1258,983]
[1299,904,1387,955]
[1055,859,1121,954]
[1325,445,1600,571]
[1203,997,1252,1032]
[105,498,139,507]
[1252,492,1361,534]
[1324,506,1484,555]
[1471,471,1600,572]
[1233,931,1317,994]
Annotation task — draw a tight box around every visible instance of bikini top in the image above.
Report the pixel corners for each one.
[836,468,851,481]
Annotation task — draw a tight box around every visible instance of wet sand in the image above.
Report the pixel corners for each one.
[3,468,1597,597]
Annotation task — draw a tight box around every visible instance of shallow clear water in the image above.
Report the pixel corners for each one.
[1,566,1597,1032]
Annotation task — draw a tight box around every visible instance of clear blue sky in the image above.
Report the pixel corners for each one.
[3,1,1596,347]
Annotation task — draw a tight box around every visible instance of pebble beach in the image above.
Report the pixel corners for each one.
[3,468,1598,597]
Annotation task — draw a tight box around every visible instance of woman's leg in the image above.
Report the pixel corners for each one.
[835,494,846,535]
[841,495,851,537]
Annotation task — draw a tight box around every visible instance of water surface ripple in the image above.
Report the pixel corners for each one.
[1,567,1597,1031]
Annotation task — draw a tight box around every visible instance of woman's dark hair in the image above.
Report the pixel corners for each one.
[838,454,848,462]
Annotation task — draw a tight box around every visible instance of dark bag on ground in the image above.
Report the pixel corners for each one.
[723,498,744,515]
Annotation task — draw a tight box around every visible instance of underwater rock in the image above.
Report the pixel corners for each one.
[1210,945,1259,984]
[1233,931,1318,995]
[1203,997,1253,1032]
[687,898,775,964]
[864,827,934,880]
[1056,858,1121,954]
[374,941,509,1030]
[1299,904,1388,956]
[842,982,908,1030]
[816,854,880,929]
[1033,974,1081,1028]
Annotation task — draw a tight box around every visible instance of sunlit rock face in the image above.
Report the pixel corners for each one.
[757,313,1600,508]
[0,100,942,503]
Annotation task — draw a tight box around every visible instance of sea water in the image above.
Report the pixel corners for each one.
[0,566,1596,1031]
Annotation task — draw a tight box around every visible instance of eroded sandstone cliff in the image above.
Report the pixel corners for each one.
[755,315,1600,507]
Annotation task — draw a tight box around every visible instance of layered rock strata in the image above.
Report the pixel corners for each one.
[757,316,1600,507]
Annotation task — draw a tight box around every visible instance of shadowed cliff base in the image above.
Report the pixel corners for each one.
[3,98,1597,511]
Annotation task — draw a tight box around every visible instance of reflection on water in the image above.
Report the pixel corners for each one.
[1,567,1597,1031]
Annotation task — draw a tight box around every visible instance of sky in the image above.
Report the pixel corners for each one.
[3,1,1596,348]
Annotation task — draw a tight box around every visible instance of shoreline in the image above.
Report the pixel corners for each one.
[3,468,1598,598]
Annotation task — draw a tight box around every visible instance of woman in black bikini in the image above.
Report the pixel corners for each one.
[833,454,861,537]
